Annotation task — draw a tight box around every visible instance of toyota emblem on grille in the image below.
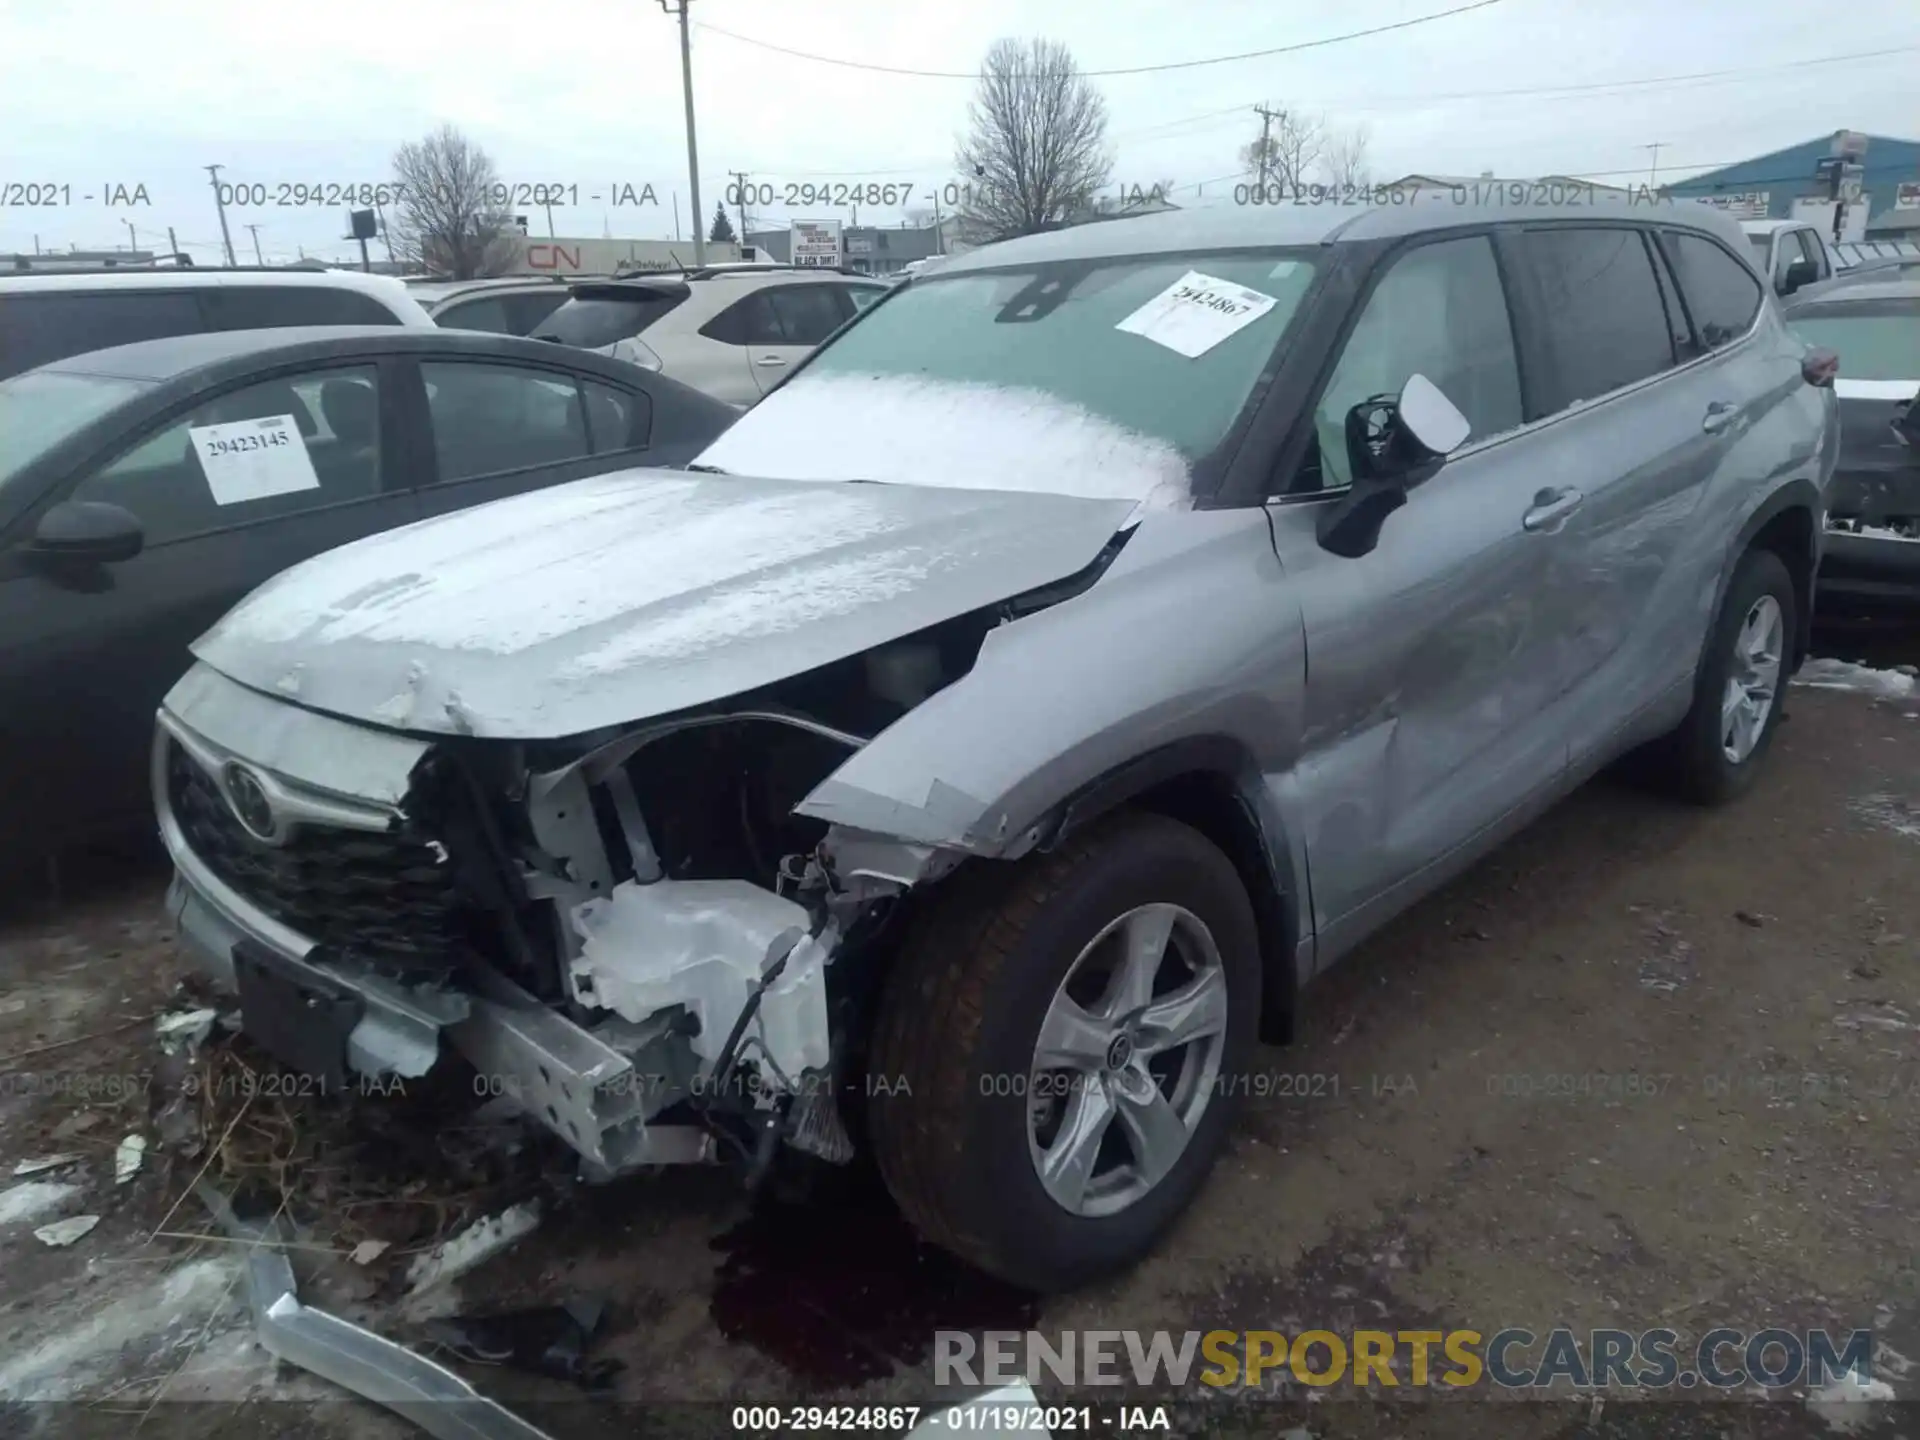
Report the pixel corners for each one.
[220,761,278,841]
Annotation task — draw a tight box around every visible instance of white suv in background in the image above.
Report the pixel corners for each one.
[531,265,888,406]
[0,268,435,379]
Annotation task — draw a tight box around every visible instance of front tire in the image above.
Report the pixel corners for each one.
[1657,546,1797,804]
[867,810,1259,1292]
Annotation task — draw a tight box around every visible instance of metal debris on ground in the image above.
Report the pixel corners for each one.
[32,1214,100,1247]
[422,1296,621,1389]
[404,1202,542,1298]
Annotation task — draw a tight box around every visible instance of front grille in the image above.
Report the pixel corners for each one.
[167,740,465,979]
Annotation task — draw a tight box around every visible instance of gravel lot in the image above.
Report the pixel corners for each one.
[2,628,1916,1439]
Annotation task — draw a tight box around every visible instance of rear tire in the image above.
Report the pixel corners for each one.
[1654,546,1797,804]
[867,810,1259,1292]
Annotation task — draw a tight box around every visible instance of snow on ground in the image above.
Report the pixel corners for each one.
[1793,657,1918,699]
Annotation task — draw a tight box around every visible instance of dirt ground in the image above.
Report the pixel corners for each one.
[2,624,1917,1439]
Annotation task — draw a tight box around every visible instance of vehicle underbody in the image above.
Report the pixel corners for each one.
[156,589,1077,1184]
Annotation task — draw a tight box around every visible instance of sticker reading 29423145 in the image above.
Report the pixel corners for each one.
[188,415,320,506]
[1114,270,1279,359]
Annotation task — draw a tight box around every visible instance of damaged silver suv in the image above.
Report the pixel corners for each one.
[157,197,1837,1291]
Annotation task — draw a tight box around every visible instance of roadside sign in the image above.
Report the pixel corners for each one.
[1699,192,1770,218]
[1896,182,1920,211]
[790,219,843,268]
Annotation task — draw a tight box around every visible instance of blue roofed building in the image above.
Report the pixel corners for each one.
[1661,131,1920,227]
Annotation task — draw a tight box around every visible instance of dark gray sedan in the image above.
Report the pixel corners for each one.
[0,326,736,859]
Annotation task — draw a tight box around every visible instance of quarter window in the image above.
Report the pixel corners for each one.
[1522,228,1676,407]
[582,380,651,453]
[422,362,588,482]
[1663,233,1763,350]
[69,365,382,544]
[1299,235,1522,492]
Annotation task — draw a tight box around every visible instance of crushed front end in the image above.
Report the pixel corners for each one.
[154,659,922,1180]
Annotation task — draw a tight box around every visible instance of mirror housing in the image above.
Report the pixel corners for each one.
[1315,374,1472,559]
[1781,257,1818,295]
[28,501,145,564]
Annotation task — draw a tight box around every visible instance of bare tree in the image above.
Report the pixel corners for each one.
[955,38,1112,242]
[389,125,516,279]
[1319,123,1373,190]
[1240,108,1326,194]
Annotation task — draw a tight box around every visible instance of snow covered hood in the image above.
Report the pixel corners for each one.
[192,468,1135,739]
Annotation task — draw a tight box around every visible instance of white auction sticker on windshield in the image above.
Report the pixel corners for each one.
[1115,270,1279,358]
[188,415,320,506]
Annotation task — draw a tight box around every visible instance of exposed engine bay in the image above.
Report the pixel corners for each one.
[157,553,1116,1185]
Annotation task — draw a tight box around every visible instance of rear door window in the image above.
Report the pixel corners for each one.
[0,290,206,379]
[1521,228,1677,408]
[699,291,784,346]
[1663,233,1763,350]
[505,291,569,335]
[68,364,382,543]
[421,362,589,481]
[202,286,400,328]
[765,284,847,345]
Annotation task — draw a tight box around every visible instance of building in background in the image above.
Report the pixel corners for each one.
[1661,132,1920,234]
[497,236,749,277]
[747,223,945,276]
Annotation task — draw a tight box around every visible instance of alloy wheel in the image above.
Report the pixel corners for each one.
[1026,902,1229,1218]
[1720,594,1784,764]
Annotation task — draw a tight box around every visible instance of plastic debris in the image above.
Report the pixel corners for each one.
[115,1134,147,1185]
[33,1215,100,1247]
[11,1155,81,1178]
[350,1239,391,1266]
[423,1296,621,1389]
[155,1007,219,1056]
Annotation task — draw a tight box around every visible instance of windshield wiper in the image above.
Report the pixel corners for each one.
[686,463,729,474]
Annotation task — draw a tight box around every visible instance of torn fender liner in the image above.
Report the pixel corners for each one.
[191,470,1135,739]
[569,878,830,1078]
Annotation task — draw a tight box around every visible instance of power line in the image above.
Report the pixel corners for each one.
[694,0,1508,80]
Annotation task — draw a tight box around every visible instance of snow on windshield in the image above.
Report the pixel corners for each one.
[694,372,1193,507]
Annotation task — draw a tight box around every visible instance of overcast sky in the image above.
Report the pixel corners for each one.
[3,0,1915,264]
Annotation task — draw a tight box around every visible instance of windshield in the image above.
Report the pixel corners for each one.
[0,369,153,491]
[1788,306,1920,381]
[695,249,1318,502]
[533,293,686,348]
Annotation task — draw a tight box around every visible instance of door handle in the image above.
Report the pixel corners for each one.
[1523,486,1584,532]
[1702,401,1737,434]
[754,354,786,367]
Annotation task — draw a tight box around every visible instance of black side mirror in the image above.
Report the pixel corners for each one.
[1782,258,1818,295]
[1316,374,1472,559]
[27,501,145,564]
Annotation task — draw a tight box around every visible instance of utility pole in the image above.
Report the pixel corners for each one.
[1643,141,1666,189]
[544,199,555,238]
[167,225,180,262]
[658,0,706,266]
[1253,104,1283,193]
[245,223,264,265]
[124,219,138,252]
[205,163,238,266]
[729,169,749,252]
[931,193,944,255]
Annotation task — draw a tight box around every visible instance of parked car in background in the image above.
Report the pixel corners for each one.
[154,197,1835,1293]
[531,265,888,405]
[1785,278,1920,608]
[1740,219,1838,298]
[0,326,735,859]
[0,268,434,380]
[409,277,573,336]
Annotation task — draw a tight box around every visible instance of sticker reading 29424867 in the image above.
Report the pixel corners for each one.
[188,415,321,506]
[1114,270,1279,359]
